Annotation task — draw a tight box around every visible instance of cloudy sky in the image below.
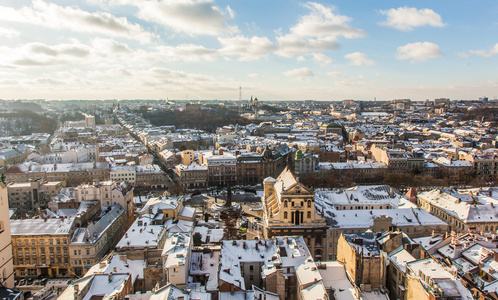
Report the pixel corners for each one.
[0,0,497,101]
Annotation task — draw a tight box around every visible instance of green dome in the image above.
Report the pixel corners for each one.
[295,150,303,160]
[263,145,273,160]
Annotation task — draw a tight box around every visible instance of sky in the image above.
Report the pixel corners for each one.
[0,0,497,101]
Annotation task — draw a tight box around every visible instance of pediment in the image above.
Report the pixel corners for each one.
[283,182,313,196]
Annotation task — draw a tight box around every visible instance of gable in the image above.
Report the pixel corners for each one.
[283,182,313,196]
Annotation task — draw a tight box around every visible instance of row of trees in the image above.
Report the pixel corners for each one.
[142,106,252,133]
[0,109,58,136]
[301,170,498,192]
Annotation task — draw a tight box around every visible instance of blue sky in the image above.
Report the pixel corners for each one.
[0,0,497,101]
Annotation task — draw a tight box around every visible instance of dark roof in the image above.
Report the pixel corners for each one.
[0,287,22,300]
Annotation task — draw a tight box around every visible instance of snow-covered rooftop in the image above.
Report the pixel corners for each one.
[116,213,166,249]
[315,185,401,208]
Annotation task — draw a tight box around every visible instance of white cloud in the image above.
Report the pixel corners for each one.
[218,35,275,61]
[297,56,306,62]
[0,0,156,43]
[154,44,217,62]
[92,38,131,54]
[0,27,19,38]
[226,6,235,19]
[275,2,365,57]
[326,71,343,78]
[283,67,314,81]
[311,53,332,65]
[276,34,339,58]
[379,7,445,31]
[248,73,259,79]
[396,42,442,62]
[469,43,498,57]
[134,0,238,36]
[344,52,374,66]
[0,42,91,67]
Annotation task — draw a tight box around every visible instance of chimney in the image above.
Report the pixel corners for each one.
[113,267,117,272]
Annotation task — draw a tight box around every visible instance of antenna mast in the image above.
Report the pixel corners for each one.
[238,86,242,115]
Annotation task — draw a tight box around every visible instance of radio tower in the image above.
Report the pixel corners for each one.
[238,86,242,115]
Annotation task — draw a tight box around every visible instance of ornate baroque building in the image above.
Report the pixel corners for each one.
[262,167,327,260]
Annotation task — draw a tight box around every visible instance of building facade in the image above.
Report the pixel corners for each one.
[7,181,63,214]
[174,163,208,190]
[4,162,110,186]
[199,151,237,187]
[69,205,127,276]
[10,217,75,278]
[262,167,327,260]
[0,183,14,288]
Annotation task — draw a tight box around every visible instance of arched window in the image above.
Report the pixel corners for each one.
[284,212,288,219]
[307,200,311,208]
[307,211,311,219]
[284,201,288,208]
